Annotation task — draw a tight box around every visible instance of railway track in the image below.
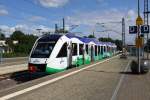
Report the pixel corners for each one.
[0,71,49,90]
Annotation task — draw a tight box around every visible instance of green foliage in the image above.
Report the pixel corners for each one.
[0,33,5,40]
[98,37,114,43]
[6,38,14,50]
[88,34,95,38]
[10,31,25,41]
[3,53,27,58]
[114,39,122,51]
[8,31,38,55]
[87,34,122,51]
[98,37,122,51]
[55,29,68,33]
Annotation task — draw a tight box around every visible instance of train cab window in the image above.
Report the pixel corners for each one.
[57,43,67,57]
[79,44,84,55]
[95,46,97,56]
[72,43,77,56]
[86,45,88,54]
[31,42,56,58]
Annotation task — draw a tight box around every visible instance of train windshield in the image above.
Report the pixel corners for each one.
[31,42,56,58]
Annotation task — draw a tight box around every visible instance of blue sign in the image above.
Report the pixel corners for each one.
[141,25,149,33]
[129,26,137,34]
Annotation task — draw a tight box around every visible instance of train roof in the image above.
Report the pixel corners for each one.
[38,34,116,47]
[38,34,62,42]
[66,34,102,45]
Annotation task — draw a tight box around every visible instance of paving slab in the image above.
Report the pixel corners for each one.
[5,57,130,100]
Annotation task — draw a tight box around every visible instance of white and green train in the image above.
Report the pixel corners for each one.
[28,34,117,74]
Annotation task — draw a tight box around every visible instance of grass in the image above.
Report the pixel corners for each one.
[2,53,28,58]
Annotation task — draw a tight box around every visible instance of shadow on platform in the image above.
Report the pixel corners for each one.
[120,71,135,75]
[85,69,119,74]
[85,69,143,75]
[9,71,49,84]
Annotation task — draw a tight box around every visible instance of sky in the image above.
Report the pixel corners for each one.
[0,0,149,44]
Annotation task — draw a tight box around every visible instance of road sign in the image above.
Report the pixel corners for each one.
[135,37,144,48]
[141,25,149,33]
[136,16,143,25]
[129,26,137,34]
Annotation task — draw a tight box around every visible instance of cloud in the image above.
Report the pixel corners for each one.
[66,9,137,44]
[96,0,104,3]
[0,9,8,16]
[0,24,54,37]
[29,16,47,22]
[38,0,69,8]
[126,9,137,22]
[67,9,125,26]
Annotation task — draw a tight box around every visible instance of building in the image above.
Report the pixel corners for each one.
[0,40,18,53]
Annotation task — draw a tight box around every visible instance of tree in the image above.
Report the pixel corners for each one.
[114,39,122,51]
[98,37,122,51]
[99,37,114,43]
[55,29,68,33]
[88,34,95,38]
[6,38,14,51]
[0,33,5,40]
[10,31,25,43]
[7,31,38,54]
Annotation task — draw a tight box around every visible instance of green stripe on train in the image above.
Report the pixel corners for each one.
[46,67,66,74]
[72,56,91,67]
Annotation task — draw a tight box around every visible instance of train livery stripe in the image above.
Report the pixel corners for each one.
[46,66,66,74]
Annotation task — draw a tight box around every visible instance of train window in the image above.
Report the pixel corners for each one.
[72,43,77,56]
[57,43,67,57]
[101,46,103,54]
[79,44,84,55]
[98,46,100,54]
[86,45,88,54]
[104,46,106,52]
[95,45,97,56]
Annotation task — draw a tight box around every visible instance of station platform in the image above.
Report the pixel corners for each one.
[0,55,149,100]
[0,57,28,75]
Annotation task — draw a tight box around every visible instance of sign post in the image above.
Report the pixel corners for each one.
[136,15,143,74]
[0,48,2,64]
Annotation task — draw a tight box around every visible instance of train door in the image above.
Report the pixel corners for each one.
[91,45,94,62]
[57,42,68,68]
[83,44,85,64]
[79,44,84,65]
[67,41,72,68]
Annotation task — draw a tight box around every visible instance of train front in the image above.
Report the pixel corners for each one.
[28,35,60,73]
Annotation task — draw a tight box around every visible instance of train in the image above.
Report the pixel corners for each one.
[28,33,117,74]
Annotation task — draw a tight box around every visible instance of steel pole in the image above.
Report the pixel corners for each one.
[0,47,2,64]
[138,0,141,73]
[146,0,149,59]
